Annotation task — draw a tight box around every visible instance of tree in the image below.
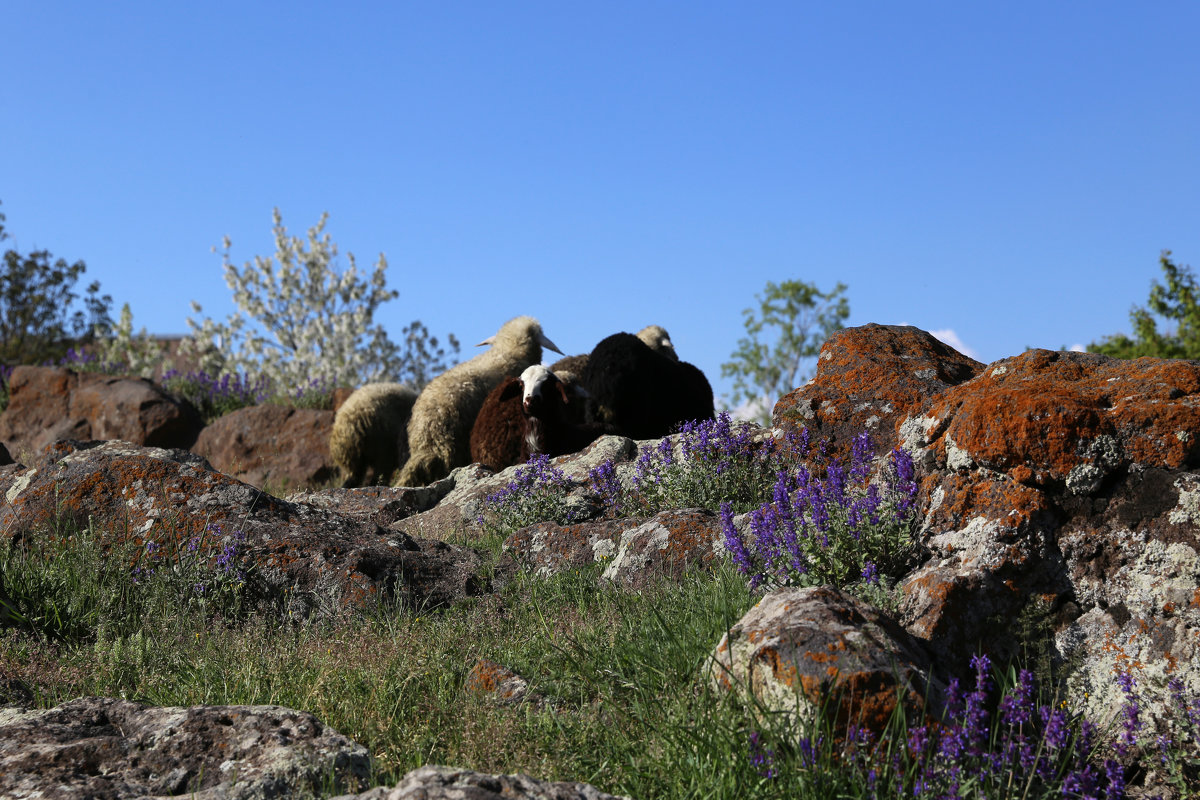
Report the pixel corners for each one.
[0,201,113,366]
[183,209,459,391]
[1089,251,1200,360]
[721,279,849,426]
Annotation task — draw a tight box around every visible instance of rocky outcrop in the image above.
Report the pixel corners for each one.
[0,440,486,618]
[193,403,339,491]
[772,324,983,461]
[708,586,940,733]
[0,697,370,799]
[0,365,204,459]
[333,765,631,800]
[775,325,1200,728]
[464,659,534,706]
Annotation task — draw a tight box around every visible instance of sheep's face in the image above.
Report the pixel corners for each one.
[637,324,678,361]
[519,364,570,417]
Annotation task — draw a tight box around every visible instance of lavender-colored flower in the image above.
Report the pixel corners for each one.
[999,669,1036,727]
[720,503,758,583]
[1114,670,1142,757]
[747,731,777,779]
[860,561,879,586]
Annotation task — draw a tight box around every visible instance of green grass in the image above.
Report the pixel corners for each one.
[2,513,1194,799]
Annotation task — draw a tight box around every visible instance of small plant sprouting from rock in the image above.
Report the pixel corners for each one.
[720,430,919,592]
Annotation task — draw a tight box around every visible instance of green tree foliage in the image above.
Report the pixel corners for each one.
[721,279,849,425]
[1090,251,1200,359]
[183,209,459,391]
[0,202,113,366]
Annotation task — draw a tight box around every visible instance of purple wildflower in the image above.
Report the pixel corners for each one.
[747,731,777,779]
[860,561,879,585]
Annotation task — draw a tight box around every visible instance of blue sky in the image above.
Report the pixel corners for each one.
[3,3,1198,408]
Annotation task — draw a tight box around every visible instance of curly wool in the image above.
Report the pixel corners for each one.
[329,382,418,487]
[397,316,561,486]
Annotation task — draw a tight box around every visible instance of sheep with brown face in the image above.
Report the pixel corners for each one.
[397,316,562,486]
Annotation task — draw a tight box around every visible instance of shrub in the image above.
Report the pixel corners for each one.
[720,431,919,591]
[619,412,806,516]
[740,654,1164,799]
[480,454,593,536]
[182,208,459,392]
[160,369,270,423]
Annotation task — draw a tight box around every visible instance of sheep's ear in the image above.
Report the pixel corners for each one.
[539,332,564,355]
[499,379,523,401]
[476,335,495,347]
[557,381,571,405]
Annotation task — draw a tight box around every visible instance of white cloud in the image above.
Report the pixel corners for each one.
[1069,343,1087,352]
[928,329,980,360]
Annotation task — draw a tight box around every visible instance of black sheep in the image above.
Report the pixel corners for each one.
[581,332,714,440]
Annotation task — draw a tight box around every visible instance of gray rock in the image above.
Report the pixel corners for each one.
[0,696,370,799]
[332,765,631,800]
[709,585,941,734]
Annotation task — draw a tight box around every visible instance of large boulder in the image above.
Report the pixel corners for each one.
[772,324,983,462]
[772,327,1200,729]
[0,697,370,799]
[0,365,203,458]
[708,586,940,733]
[0,440,486,618]
[192,403,339,491]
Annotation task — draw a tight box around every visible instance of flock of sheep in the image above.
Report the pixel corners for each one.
[329,316,715,488]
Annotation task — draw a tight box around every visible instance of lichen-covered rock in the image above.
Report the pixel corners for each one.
[772,324,983,462]
[464,659,533,705]
[600,508,724,589]
[0,440,486,618]
[499,509,723,590]
[916,349,1200,488]
[502,517,643,578]
[192,403,338,491]
[0,365,203,458]
[708,586,940,733]
[287,479,457,527]
[0,696,370,799]
[332,765,631,800]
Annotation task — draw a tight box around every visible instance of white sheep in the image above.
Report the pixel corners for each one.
[397,316,562,486]
[329,382,418,487]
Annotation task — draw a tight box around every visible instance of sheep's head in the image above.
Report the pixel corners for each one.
[637,324,678,360]
[477,316,563,361]
[519,364,570,417]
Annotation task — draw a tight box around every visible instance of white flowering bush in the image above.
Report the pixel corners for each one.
[181,209,458,391]
[90,303,168,379]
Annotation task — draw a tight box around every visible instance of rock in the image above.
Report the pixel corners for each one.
[600,508,724,589]
[192,403,338,491]
[332,765,631,800]
[287,480,457,528]
[0,696,370,799]
[0,440,487,618]
[464,659,533,705]
[500,509,723,590]
[888,343,1200,726]
[502,517,644,578]
[917,348,1200,487]
[0,365,204,458]
[772,324,983,463]
[708,586,940,734]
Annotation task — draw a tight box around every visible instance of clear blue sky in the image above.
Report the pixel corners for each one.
[4,3,1198,407]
